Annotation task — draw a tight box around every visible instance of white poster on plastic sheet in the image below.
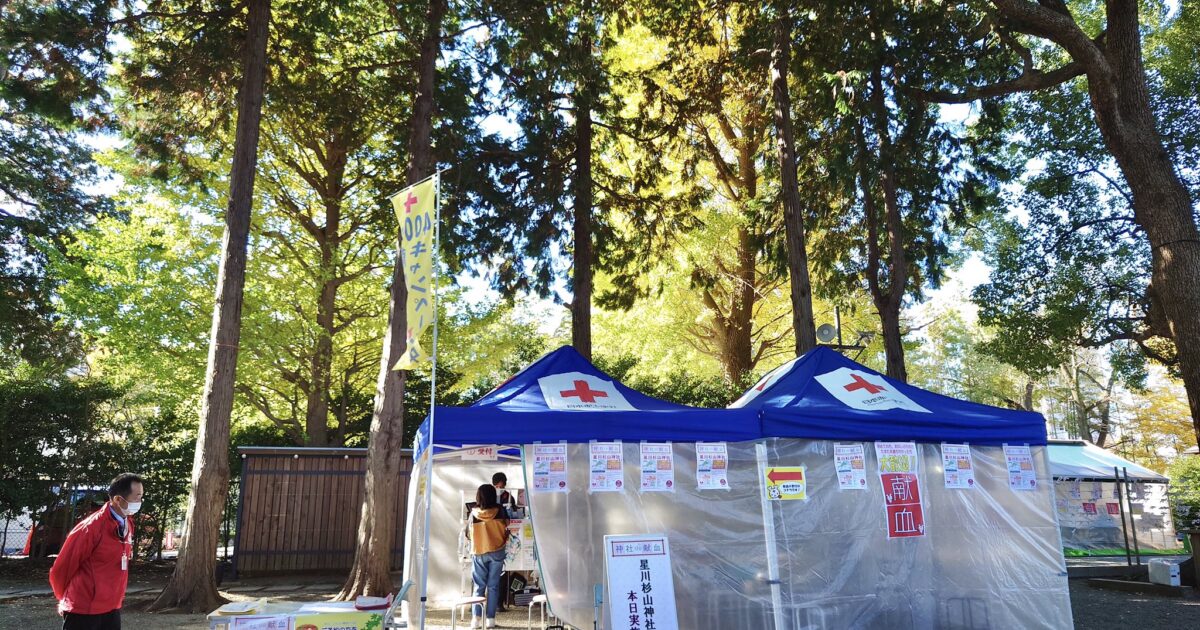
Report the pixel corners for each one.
[941,444,977,489]
[504,519,536,571]
[604,534,680,630]
[1004,444,1038,491]
[695,442,729,490]
[532,443,569,493]
[590,441,625,492]
[875,442,925,538]
[834,443,868,490]
[640,443,675,492]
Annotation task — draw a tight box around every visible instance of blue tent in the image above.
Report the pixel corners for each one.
[732,346,1047,445]
[414,346,760,457]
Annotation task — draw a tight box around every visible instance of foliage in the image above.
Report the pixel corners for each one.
[1167,455,1200,533]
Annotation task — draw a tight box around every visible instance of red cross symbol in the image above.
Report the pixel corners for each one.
[403,192,419,213]
[844,374,886,395]
[559,380,609,403]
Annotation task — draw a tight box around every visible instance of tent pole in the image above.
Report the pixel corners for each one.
[756,442,786,630]
[1123,468,1141,566]
[417,173,442,629]
[1114,466,1131,568]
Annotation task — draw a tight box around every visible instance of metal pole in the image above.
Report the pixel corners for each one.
[1123,468,1141,566]
[418,173,442,630]
[1114,467,1132,567]
[756,443,786,630]
[835,306,843,346]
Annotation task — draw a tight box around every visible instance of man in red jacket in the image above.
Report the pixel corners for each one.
[49,473,144,630]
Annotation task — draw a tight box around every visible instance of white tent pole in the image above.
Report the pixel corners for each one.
[756,442,786,630]
[418,172,442,629]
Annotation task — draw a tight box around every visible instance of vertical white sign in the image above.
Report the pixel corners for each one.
[696,442,729,490]
[590,441,625,492]
[834,443,868,490]
[1004,444,1037,491]
[941,444,976,489]
[604,534,679,630]
[532,443,568,493]
[640,442,675,492]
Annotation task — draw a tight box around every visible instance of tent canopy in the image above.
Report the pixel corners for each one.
[1047,440,1167,482]
[731,347,1048,446]
[414,346,759,456]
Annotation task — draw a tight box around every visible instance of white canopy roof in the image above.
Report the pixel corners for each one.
[1047,440,1167,482]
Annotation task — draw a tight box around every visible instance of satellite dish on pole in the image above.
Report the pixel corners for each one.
[816,323,837,343]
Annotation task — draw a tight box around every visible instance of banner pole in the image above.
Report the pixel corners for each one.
[417,172,441,629]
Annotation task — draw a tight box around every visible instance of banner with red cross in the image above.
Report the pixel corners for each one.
[814,367,930,413]
[390,175,438,370]
[537,372,635,411]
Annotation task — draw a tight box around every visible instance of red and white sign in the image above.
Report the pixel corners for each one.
[1082,502,1097,515]
[875,442,926,538]
[1106,502,1120,515]
[460,445,498,460]
[538,372,635,411]
[815,368,930,413]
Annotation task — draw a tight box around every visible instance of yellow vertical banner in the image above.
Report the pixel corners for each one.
[390,175,438,370]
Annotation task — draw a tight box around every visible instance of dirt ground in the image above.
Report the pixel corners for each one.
[1,558,1198,628]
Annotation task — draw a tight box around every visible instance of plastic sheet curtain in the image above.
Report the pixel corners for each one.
[524,440,1072,630]
[1054,480,1182,552]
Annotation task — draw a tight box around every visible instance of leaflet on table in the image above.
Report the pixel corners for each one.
[1004,444,1037,491]
[834,443,867,490]
[590,441,624,492]
[875,441,925,538]
[696,442,729,490]
[941,443,976,489]
[532,443,568,493]
[640,442,675,492]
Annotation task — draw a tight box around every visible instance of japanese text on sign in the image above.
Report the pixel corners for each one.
[1003,444,1037,491]
[590,441,624,492]
[834,443,867,490]
[941,444,976,489]
[696,442,729,490]
[390,175,438,370]
[875,442,925,538]
[605,534,679,630]
[764,467,807,501]
[532,443,568,493]
[640,443,675,492]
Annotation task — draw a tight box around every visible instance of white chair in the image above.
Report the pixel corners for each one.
[527,593,557,629]
[449,595,487,629]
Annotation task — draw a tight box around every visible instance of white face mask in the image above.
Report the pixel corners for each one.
[124,501,142,515]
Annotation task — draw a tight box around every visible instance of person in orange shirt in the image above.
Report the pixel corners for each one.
[49,473,144,630]
[464,484,508,629]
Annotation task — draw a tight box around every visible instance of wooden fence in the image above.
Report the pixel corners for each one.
[233,446,413,576]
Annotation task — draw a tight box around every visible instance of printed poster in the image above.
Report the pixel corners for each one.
[640,442,675,492]
[460,444,498,460]
[696,442,730,490]
[764,466,807,501]
[532,443,568,493]
[941,444,976,489]
[294,611,383,630]
[875,442,925,538]
[504,519,536,571]
[1082,502,1097,515]
[834,443,867,490]
[590,441,625,492]
[1106,502,1121,515]
[232,617,290,630]
[1003,444,1037,491]
[603,534,680,630]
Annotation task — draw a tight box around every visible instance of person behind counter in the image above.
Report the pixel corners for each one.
[465,484,509,628]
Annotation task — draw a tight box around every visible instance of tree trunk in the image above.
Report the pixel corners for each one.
[149,0,270,614]
[571,30,594,360]
[306,247,337,446]
[770,6,817,357]
[868,65,908,382]
[337,0,445,600]
[1022,380,1034,411]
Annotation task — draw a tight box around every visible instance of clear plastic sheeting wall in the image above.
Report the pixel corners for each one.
[1054,480,1182,551]
[525,440,1073,630]
[403,451,525,627]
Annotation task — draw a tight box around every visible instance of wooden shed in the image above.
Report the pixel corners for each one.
[233,446,413,576]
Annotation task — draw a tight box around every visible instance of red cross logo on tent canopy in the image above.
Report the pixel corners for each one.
[538,372,635,411]
[559,380,609,403]
[844,374,886,395]
[814,367,931,413]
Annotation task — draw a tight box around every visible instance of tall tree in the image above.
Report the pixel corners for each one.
[909,0,1200,448]
[338,0,446,600]
[149,0,270,613]
[767,3,818,355]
